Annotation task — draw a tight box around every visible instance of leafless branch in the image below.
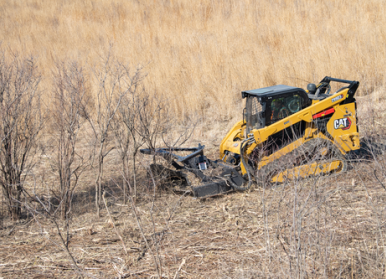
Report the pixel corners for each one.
[0,50,42,220]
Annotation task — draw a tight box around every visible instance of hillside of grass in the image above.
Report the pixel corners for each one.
[1,0,386,119]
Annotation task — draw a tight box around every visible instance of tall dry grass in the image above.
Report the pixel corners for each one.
[1,0,385,121]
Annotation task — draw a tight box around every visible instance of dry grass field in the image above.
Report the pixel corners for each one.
[2,0,386,278]
[1,0,386,119]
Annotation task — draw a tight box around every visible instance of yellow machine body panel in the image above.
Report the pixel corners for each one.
[326,102,359,151]
[219,120,245,156]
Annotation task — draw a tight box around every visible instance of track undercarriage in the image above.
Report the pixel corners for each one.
[256,137,347,185]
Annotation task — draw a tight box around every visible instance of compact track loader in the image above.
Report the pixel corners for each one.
[141,77,360,198]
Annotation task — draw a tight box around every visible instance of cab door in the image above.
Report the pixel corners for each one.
[264,92,309,154]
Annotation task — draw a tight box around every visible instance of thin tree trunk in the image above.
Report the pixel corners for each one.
[133,154,136,204]
[10,178,22,221]
[95,165,101,217]
[95,143,104,217]
[10,200,21,221]
[122,157,126,204]
[95,182,99,217]
[99,157,103,214]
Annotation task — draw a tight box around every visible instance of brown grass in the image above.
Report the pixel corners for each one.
[1,0,386,120]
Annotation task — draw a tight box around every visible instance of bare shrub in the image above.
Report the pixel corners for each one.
[110,64,146,203]
[109,60,198,201]
[50,60,91,220]
[87,51,127,217]
[122,92,177,198]
[0,51,42,220]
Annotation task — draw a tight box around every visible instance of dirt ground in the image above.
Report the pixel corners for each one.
[2,97,386,278]
[1,154,386,278]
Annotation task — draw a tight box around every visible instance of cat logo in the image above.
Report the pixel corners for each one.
[334,117,351,130]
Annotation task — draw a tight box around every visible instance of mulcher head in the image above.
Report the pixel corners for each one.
[140,145,246,198]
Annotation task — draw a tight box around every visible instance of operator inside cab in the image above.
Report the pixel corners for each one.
[271,98,290,121]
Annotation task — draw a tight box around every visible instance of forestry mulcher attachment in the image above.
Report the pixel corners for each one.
[141,77,360,198]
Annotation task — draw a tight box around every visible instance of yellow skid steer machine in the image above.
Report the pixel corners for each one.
[141,77,360,197]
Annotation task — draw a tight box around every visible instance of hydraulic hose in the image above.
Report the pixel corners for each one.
[226,137,255,191]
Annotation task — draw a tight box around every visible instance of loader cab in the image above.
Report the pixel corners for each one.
[243,85,310,134]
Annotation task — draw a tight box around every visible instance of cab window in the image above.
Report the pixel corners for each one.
[246,96,265,133]
[270,94,303,124]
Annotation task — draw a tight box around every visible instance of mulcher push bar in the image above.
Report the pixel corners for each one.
[140,144,205,163]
